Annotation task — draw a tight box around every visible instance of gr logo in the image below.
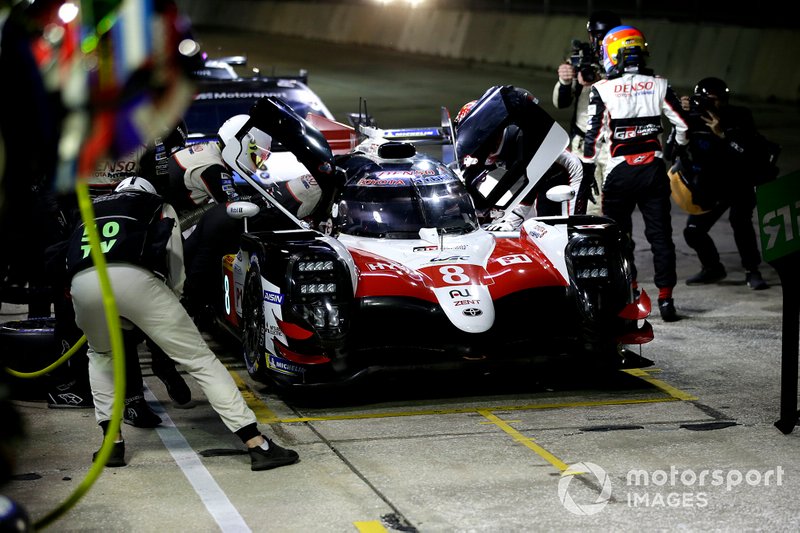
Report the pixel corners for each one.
[557,462,612,515]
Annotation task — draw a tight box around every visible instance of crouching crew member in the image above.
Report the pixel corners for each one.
[65,176,299,470]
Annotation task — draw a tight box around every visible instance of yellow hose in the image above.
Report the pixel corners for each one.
[33,180,127,530]
[4,335,87,378]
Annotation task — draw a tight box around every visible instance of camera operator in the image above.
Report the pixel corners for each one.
[675,77,778,290]
[553,10,620,215]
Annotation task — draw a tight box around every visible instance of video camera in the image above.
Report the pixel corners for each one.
[688,95,715,118]
[569,39,601,83]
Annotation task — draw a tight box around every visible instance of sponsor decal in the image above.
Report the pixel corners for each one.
[268,354,305,375]
[195,91,290,100]
[383,128,439,138]
[454,299,480,306]
[497,254,532,266]
[413,245,439,252]
[462,308,483,317]
[613,81,655,94]
[413,174,458,185]
[449,288,471,298]
[528,224,549,239]
[266,324,282,337]
[429,255,469,263]
[356,177,407,187]
[613,123,660,140]
[263,290,284,304]
[96,160,137,175]
[367,262,399,271]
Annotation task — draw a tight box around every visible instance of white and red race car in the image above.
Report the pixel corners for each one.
[214,95,653,391]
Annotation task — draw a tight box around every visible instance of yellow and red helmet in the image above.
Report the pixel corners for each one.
[602,25,647,74]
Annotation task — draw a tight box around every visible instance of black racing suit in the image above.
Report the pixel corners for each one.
[680,105,772,272]
[583,70,689,290]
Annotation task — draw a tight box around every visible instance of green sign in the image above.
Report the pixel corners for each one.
[757,170,800,262]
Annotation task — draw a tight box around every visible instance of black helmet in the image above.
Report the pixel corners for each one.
[587,10,622,55]
[694,77,730,104]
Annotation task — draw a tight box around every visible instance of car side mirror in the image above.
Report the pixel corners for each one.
[226,201,260,232]
[545,185,576,217]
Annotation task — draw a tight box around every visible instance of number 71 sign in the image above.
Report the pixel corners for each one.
[757,171,800,263]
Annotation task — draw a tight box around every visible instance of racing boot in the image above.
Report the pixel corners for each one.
[93,421,126,467]
[248,437,300,471]
[123,395,162,428]
[745,270,768,290]
[658,298,678,322]
[686,263,727,285]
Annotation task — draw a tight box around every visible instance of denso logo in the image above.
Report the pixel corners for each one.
[263,290,284,304]
[98,160,137,173]
[614,81,654,93]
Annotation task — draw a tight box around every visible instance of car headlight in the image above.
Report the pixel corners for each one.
[288,250,349,337]
[568,237,611,281]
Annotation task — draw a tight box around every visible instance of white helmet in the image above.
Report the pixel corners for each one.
[218,114,273,177]
[114,176,157,194]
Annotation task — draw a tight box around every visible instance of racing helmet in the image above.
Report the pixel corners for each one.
[218,114,273,176]
[587,10,621,56]
[334,158,479,238]
[454,100,477,128]
[114,176,157,195]
[694,77,730,104]
[601,25,648,75]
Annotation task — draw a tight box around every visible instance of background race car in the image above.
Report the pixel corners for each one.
[185,55,335,144]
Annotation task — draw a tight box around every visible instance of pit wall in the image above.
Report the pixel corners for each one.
[176,0,799,103]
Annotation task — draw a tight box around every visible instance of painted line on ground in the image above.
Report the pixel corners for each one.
[144,385,251,532]
[622,368,699,401]
[230,371,280,423]
[354,520,389,532]
[478,409,570,472]
[257,396,680,424]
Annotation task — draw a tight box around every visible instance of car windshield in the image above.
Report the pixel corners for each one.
[337,168,479,239]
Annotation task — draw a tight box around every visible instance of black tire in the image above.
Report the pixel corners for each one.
[0,318,59,400]
[241,265,269,383]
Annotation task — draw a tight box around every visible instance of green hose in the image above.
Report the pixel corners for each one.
[33,180,127,531]
[4,335,87,378]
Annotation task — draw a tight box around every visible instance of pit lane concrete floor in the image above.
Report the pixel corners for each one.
[3,30,800,532]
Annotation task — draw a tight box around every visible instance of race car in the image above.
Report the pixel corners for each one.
[185,54,335,144]
[214,97,653,392]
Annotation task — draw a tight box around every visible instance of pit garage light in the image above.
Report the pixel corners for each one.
[375,0,425,6]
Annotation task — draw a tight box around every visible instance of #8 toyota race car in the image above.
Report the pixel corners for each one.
[214,95,653,392]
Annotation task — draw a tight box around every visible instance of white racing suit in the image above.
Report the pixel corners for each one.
[583,71,688,290]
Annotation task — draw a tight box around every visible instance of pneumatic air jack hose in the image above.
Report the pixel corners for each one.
[33,180,127,530]
[4,335,87,378]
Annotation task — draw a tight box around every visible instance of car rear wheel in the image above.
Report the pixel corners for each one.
[241,266,269,383]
